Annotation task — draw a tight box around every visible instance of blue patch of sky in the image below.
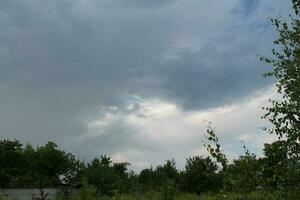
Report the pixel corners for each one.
[232,0,260,17]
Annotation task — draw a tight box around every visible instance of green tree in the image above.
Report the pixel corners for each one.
[154,159,179,190]
[32,142,80,187]
[0,140,81,187]
[261,0,300,159]
[138,167,156,191]
[85,156,115,196]
[181,156,220,194]
[0,140,23,187]
[224,146,261,193]
[259,0,300,192]
[203,126,263,193]
[139,160,179,192]
[85,155,130,196]
[16,143,39,186]
[261,140,300,190]
[112,162,131,193]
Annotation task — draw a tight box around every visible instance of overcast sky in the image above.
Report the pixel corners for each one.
[0,0,293,171]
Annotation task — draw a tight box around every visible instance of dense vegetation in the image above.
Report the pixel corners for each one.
[0,139,299,199]
[1,0,300,199]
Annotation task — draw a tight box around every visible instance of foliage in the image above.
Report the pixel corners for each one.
[55,189,300,200]
[260,0,300,159]
[85,156,131,196]
[138,168,156,191]
[260,141,300,190]
[203,123,227,170]
[56,182,98,200]
[138,160,179,192]
[32,142,81,186]
[224,146,261,193]
[257,0,300,192]
[161,179,176,200]
[0,140,23,187]
[155,159,179,190]
[0,140,83,188]
[181,156,221,194]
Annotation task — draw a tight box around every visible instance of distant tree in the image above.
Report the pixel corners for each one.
[203,124,265,193]
[85,156,115,196]
[0,140,23,187]
[261,140,300,190]
[154,159,179,190]
[32,142,80,187]
[15,143,39,186]
[181,156,220,194]
[85,155,130,196]
[123,170,139,193]
[138,167,156,190]
[61,156,85,187]
[0,140,80,187]
[112,162,131,192]
[224,146,261,193]
[261,141,289,189]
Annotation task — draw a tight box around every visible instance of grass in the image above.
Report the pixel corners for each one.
[0,191,298,200]
[56,190,300,200]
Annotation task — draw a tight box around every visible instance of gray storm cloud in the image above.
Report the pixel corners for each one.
[0,0,292,169]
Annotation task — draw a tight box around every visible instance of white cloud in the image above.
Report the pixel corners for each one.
[75,86,278,171]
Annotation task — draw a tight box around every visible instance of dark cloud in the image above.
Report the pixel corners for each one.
[130,25,275,110]
[159,45,270,109]
[0,0,173,141]
[0,0,292,167]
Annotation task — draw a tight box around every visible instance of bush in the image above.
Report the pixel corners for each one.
[56,183,97,200]
[161,180,176,200]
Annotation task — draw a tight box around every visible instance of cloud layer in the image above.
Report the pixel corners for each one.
[0,0,292,169]
[71,86,278,170]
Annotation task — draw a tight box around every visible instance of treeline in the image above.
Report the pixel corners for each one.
[0,138,299,197]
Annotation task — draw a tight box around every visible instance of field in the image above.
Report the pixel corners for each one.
[55,190,300,200]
